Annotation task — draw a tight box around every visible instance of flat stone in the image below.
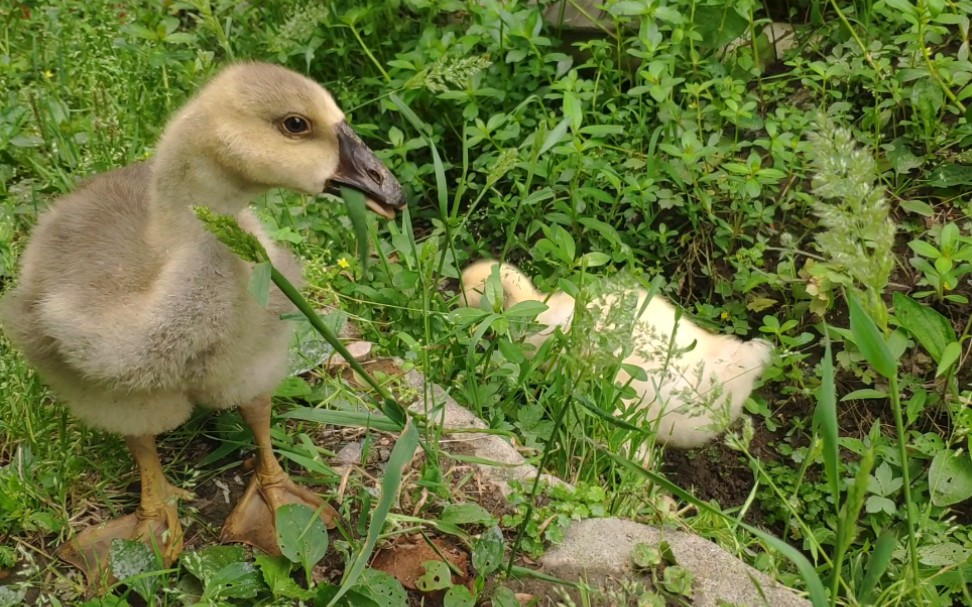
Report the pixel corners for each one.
[401,369,563,496]
[531,518,811,607]
[375,361,808,605]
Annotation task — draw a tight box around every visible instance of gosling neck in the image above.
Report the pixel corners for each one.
[147,148,266,247]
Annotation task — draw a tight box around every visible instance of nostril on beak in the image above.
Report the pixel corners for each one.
[366,168,383,185]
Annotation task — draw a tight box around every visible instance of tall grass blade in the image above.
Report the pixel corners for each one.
[279,407,399,432]
[328,421,420,607]
[341,186,371,275]
[857,529,896,605]
[813,335,840,509]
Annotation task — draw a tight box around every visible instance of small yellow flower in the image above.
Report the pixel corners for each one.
[720,310,731,322]
[43,70,53,80]
[337,257,350,269]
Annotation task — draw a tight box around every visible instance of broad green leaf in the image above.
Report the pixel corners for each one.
[892,292,955,362]
[472,525,505,575]
[865,495,897,515]
[248,262,272,308]
[316,584,381,607]
[579,252,611,267]
[504,300,549,318]
[692,4,749,48]
[539,117,570,157]
[416,560,454,592]
[109,539,159,601]
[490,587,520,607]
[443,585,475,607]
[848,293,897,379]
[354,569,409,607]
[440,503,496,526]
[908,239,941,258]
[927,163,972,187]
[936,341,962,377]
[328,421,420,606]
[899,199,934,216]
[918,542,972,566]
[632,542,662,569]
[929,450,972,506]
[276,503,329,581]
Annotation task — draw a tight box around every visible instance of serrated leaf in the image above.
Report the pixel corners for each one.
[929,450,972,506]
[472,525,504,575]
[892,292,955,362]
[182,545,262,600]
[632,542,661,568]
[865,495,897,515]
[440,503,495,526]
[416,560,453,592]
[255,554,312,600]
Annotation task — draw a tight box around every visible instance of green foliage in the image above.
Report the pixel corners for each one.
[4,0,972,606]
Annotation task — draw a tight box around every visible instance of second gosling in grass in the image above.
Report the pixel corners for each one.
[460,260,774,450]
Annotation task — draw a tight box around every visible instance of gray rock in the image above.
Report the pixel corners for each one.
[333,441,363,466]
[528,518,811,607]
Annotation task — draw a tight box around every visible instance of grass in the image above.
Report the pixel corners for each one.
[2,0,972,605]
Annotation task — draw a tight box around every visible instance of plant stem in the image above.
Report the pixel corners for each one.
[270,267,406,427]
[888,372,920,591]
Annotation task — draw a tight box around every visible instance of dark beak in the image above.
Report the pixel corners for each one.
[324,121,407,219]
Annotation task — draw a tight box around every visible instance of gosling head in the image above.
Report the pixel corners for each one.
[160,62,407,217]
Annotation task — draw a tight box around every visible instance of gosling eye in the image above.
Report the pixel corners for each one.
[279,114,312,136]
